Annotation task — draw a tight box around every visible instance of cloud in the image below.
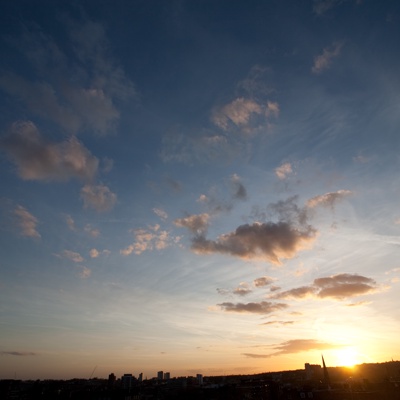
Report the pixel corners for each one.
[212,98,262,131]
[233,282,252,296]
[243,339,339,358]
[272,273,378,300]
[0,351,36,356]
[307,190,353,209]
[153,208,168,220]
[89,248,99,258]
[218,301,288,314]
[0,19,136,135]
[261,321,294,326]
[191,221,316,265]
[78,266,91,279]
[84,224,101,237]
[1,121,99,181]
[265,101,280,118]
[80,184,117,212]
[174,213,210,236]
[254,276,275,287]
[312,42,343,74]
[275,162,293,180]
[61,250,84,263]
[13,205,41,239]
[65,215,76,231]
[121,225,179,255]
[230,174,247,200]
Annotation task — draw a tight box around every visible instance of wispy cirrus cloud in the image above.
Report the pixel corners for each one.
[218,301,288,314]
[271,273,378,300]
[14,205,41,239]
[80,184,117,212]
[243,339,339,358]
[153,208,168,220]
[312,42,343,74]
[1,121,99,182]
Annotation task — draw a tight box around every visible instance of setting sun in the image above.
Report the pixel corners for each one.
[334,348,360,368]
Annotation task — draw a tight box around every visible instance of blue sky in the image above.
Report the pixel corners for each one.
[1,0,400,379]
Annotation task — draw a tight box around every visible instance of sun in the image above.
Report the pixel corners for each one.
[335,347,360,367]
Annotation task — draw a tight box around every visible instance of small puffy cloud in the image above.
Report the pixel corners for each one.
[230,174,247,200]
[272,273,378,301]
[254,276,274,287]
[153,208,168,220]
[218,301,288,314]
[1,121,99,181]
[197,194,209,203]
[275,162,293,180]
[307,190,352,209]
[121,225,179,256]
[61,250,84,263]
[0,351,36,356]
[233,282,252,296]
[84,224,100,237]
[89,248,99,258]
[212,98,262,131]
[174,213,210,236]
[191,221,316,265]
[14,205,40,238]
[243,339,339,358]
[81,184,117,212]
[312,42,343,74]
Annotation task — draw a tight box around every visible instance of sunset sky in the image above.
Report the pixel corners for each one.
[1,0,400,380]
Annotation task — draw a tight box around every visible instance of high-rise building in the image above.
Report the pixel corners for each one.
[197,374,203,385]
[157,371,163,380]
[164,372,170,380]
[121,374,134,389]
[138,372,143,382]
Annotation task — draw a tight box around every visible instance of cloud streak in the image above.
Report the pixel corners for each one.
[243,339,339,358]
[272,273,378,300]
[312,42,343,74]
[218,301,288,314]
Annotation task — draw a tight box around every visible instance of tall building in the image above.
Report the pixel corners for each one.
[197,374,203,385]
[304,363,322,380]
[157,371,163,381]
[121,374,134,389]
[138,372,143,382]
[164,372,170,380]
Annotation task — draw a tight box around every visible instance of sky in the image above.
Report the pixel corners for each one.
[0,0,399,380]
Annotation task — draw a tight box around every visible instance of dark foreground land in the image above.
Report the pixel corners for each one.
[1,361,400,399]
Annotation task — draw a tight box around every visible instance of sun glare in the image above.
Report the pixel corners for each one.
[335,347,360,367]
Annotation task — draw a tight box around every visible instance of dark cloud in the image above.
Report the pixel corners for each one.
[218,301,288,314]
[272,273,378,300]
[1,121,98,181]
[1,351,36,356]
[192,221,316,265]
[230,174,247,200]
[243,339,339,358]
